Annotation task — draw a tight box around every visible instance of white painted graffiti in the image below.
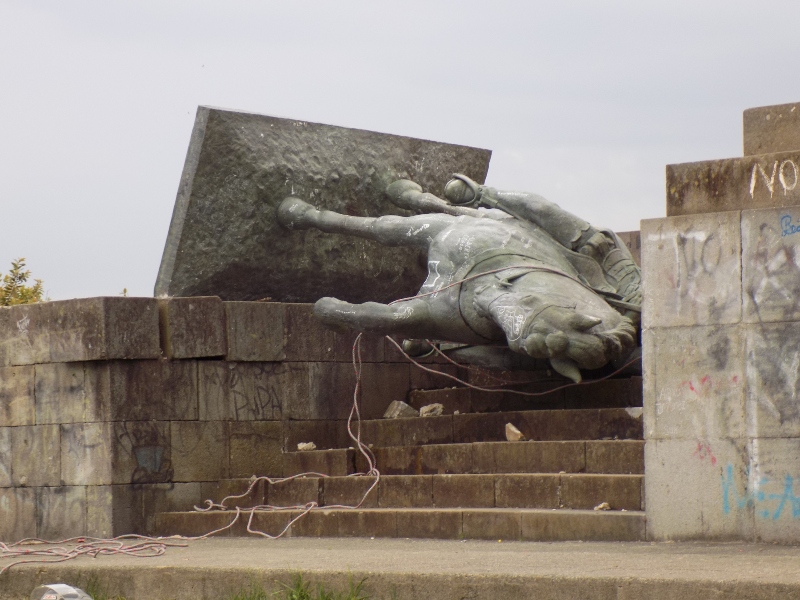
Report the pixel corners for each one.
[750,159,798,198]
[421,261,441,288]
[495,305,526,341]
[406,223,430,237]
[16,314,29,334]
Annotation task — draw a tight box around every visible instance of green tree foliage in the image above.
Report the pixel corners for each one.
[0,258,44,306]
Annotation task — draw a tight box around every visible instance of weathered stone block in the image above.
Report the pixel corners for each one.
[171,421,229,482]
[667,151,800,216]
[0,487,36,541]
[1,298,160,366]
[97,360,198,421]
[0,365,34,426]
[360,363,410,420]
[158,296,226,359]
[229,421,283,478]
[60,422,114,485]
[337,509,396,537]
[301,362,356,420]
[645,438,753,540]
[646,325,745,440]
[155,107,491,302]
[462,509,521,540]
[283,304,337,362]
[358,419,405,449]
[586,440,644,474]
[198,361,288,421]
[421,443,474,475]
[560,474,643,511]
[433,474,494,508]
[495,474,559,508]
[0,302,51,366]
[742,206,800,322]
[409,364,461,391]
[641,213,742,328]
[87,484,144,537]
[322,476,378,508]
[334,330,384,363]
[266,476,321,507]
[140,482,201,534]
[283,448,354,478]
[362,446,420,475]
[743,102,800,155]
[0,427,10,486]
[747,438,800,542]
[112,420,172,484]
[564,378,638,409]
[408,388,472,415]
[283,420,349,452]
[35,363,91,424]
[289,509,338,537]
[395,508,461,539]
[224,301,285,361]
[378,475,433,508]
[745,322,800,438]
[520,509,645,542]
[11,424,60,487]
[36,485,87,539]
[403,415,454,446]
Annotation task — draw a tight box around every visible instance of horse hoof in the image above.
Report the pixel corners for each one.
[277,197,316,229]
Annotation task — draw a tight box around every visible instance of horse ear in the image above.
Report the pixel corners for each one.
[550,357,582,383]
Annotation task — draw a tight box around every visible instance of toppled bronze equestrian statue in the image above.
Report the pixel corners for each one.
[277,175,641,382]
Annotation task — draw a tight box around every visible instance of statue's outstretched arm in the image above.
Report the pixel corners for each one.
[443,174,594,250]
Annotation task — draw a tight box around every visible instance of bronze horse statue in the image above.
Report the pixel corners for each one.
[277,174,641,382]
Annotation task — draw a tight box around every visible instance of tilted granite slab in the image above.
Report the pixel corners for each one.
[155,107,492,303]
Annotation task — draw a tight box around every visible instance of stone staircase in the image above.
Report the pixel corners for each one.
[154,388,646,541]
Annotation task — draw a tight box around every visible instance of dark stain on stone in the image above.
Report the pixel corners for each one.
[707,334,730,371]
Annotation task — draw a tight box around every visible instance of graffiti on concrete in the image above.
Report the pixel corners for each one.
[722,463,800,520]
[750,159,798,199]
[780,215,800,237]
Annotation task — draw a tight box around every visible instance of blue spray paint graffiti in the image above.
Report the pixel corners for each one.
[722,464,800,520]
[780,214,800,237]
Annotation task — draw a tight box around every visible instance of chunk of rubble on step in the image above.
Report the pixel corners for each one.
[297,442,317,451]
[505,423,526,442]
[420,403,444,417]
[384,401,419,419]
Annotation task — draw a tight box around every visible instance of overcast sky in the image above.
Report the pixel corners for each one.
[2,1,799,299]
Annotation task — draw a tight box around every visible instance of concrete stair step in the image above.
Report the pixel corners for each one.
[154,507,646,542]
[189,472,643,512]
[282,407,643,451]
[283,440,644,477]
[355,407,642,448]
[408,376,643,414]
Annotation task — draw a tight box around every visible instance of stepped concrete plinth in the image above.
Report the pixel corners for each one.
[645,100,800,543]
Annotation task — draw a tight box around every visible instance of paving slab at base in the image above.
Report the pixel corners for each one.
[3,538,800,600]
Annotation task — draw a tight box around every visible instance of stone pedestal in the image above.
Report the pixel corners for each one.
[644,101,800,542]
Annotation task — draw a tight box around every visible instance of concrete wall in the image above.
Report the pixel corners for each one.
[0,297,453,540]
[643,191,800,542]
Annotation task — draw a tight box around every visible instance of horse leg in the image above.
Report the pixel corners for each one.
[314,297,434,339]
[277,197,456,248]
